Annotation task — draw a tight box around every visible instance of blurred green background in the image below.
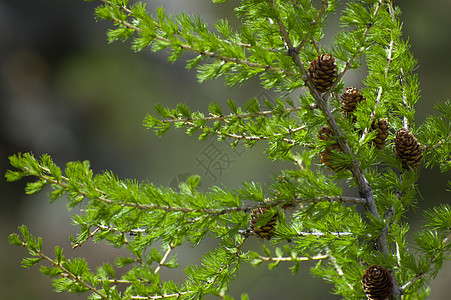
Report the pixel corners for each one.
[0,0,449,299]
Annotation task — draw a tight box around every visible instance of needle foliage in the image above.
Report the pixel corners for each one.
[6,0,451,299]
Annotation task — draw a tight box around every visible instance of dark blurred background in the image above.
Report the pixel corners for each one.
[0,0,449,299]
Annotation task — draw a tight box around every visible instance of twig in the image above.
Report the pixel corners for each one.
[358,1,396,145]
[328,248,354,290]
[297,231,357,237]
[100,0,283,54]
[20,241,107,299]
[400,230,451,293]
[323,0,385,100]
[294,0,329,55]
[72,226,101,249]
[160,106,305,145]
[155,242,175,273]
[97,0,296,77]
[258,254,328,262]
[161,106,304,124]
[130,292,189,299]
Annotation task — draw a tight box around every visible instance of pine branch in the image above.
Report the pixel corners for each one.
[19,240,107,299]
[160,106,303,124]
[400,229,451,293]
[100,0,282,54]
[97,0,295,77]
[130,292,189,300]
[72,226,102,249]
[358,0,396,145]
[297,231,357,238]
[258,254,328,262]
[328,249,354,290]
[159,107,305,145]
[72,225,145,249]
[294,0,329,55]
[23,160,366,215]
[155,241,175,274]
[324,0,385,100]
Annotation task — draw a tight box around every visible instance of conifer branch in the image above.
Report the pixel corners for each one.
[98,0,295,77]
[109,15,294,75]
[155,242,175,274]
[294,0,329,55]
[8,1,446,298]
[100,0,282,54]
[297,231,356,238]
[258,254,328,262]
[27,163,366,216]
[359,0,396,145]
[328,249,354,290]
[130,292,189,299]
[161,107,303,124]
[324,0,385,100]
[400,230,451,293]
[72,226,102,249]
[160,107,305,145]
[20,241,107,299]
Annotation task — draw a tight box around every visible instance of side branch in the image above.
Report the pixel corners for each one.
[25,165,370,216]
[400,230,451,293]
[324,0,385,99]
[258,254,329,262]
[161,106,303,124]
[20,241,107,299]
[103,11,295,76]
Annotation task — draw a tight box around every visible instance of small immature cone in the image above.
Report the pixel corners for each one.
[308,54,337,93]
[250,206,278,240]
[371,119,389,149]
[394,128,423,169]
[340,87,365,118]
[362,265,393,300]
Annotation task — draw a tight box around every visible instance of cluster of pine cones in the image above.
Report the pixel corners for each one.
[245,55,424,299]
[309,54,423,171]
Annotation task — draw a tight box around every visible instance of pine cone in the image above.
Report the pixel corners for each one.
[317,126,346,171]
[362,265,393,300]
[394,128,423,169]
[340,87,365,118]
[371,119,390,149]
[250,207,278,240]
[317,125,334,141]
[308,54,337,93]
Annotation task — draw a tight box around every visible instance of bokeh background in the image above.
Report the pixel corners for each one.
[0,0,449,299]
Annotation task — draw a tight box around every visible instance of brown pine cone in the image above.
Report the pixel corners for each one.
[308,54,337,93]
[362,265,393,300]
[250,206,278,240]
[319,143,345,171]
[340,87,365,118]
[317,126,346,171]
[371,119,390,149]
[317,125,334,141]
[394,128,423,169]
